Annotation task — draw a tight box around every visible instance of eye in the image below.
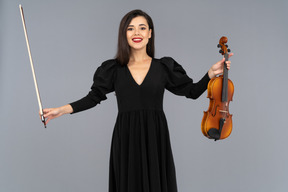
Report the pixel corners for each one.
[140,27,146,30]
[127,28,133,31]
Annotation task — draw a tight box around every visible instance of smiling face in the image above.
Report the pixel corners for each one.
[126,16,152,52]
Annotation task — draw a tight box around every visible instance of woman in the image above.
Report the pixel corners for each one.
[42,9,232,192]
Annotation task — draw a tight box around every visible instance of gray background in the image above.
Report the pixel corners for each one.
[1,0,288,192]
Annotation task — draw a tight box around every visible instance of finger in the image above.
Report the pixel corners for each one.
[39,109,46,119]
[228,52,234,58]
[218,57,225,65]
[45,118,50,124]
[43,108,52,113]
[43,111,53,118]
[226,62,231,70]
[43,108,55,117]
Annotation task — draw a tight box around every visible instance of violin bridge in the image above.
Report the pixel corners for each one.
[219,110,228,113]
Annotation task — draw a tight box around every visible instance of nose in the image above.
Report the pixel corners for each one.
[134,28,140,35]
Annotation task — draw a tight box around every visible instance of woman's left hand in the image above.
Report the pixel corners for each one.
[208,53,233,79]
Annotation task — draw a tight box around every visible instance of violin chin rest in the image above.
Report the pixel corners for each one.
[208,128,220,141]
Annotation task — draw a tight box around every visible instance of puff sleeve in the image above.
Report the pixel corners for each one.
[161,57,210,99]
[70,59,117,113]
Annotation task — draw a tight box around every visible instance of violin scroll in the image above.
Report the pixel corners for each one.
[218,36,231,55]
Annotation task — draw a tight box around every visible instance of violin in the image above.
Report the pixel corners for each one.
[201,36,234,141]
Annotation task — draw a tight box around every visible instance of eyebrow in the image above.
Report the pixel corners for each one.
[128,24,148,27]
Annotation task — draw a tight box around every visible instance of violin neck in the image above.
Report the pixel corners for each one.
[222,53,229,102]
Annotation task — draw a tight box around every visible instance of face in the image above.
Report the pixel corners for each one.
[126,16,152,51]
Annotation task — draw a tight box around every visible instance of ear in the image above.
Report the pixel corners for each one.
[149,29,152,39]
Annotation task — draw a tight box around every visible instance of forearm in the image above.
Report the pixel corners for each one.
[69,93,102,114]
[188,72,210,99]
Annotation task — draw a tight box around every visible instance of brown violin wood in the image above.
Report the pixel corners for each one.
[201,76,234,140]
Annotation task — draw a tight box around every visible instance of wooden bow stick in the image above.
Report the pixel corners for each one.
[19,5,46,128]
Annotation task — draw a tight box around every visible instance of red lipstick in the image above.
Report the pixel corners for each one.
[132,38,143,43]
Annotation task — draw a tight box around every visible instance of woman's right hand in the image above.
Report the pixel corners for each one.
[40,104,73,124]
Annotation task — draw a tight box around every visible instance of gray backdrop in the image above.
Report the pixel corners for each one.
[1,0,288,192]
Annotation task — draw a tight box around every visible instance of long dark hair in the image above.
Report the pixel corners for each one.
[115,9,155,66]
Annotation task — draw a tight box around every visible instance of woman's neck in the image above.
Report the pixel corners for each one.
[129,49,150,63]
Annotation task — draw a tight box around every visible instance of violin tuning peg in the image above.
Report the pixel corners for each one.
[217,44,222,48]
[227,49,231,52]
[219,50,223,54]
[226,44,229,48]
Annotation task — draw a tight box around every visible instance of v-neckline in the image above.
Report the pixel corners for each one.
[126,59,153,87]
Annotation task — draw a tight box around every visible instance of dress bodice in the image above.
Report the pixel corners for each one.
[115,59,165,113]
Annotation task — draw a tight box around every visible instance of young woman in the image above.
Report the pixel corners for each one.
[42,9,232,192]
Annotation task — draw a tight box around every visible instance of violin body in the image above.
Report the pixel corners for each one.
[201,36,233,141]
[201,75,234,140]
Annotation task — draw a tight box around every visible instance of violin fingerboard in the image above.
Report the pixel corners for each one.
[222,53,229,102]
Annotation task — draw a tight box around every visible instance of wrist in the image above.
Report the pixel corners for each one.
[208,68,215,79]
[60,104,73,115]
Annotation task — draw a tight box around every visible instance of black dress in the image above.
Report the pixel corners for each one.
[70,57,210,192]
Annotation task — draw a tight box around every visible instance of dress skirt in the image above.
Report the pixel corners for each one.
[109,110,177,192]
